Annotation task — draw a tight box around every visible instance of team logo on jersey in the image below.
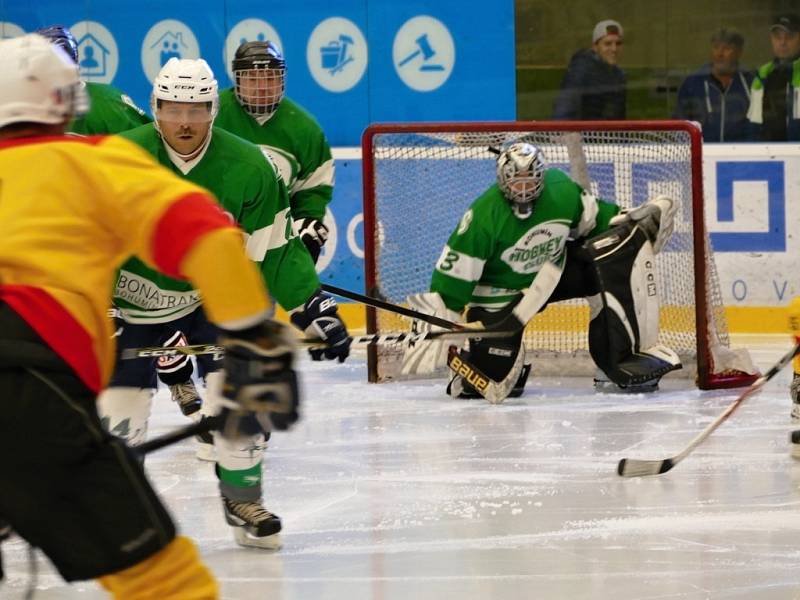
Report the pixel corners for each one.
[500,223,569,274]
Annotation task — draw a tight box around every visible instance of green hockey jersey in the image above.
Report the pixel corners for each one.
[215,90,333,221]
[431,169,621,313]
[69,82,151,135]
[114,124,319,323]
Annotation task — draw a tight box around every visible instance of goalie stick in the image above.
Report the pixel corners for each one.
[321,284,465,331]
[446,345,526,404]
[122,329,521,360]
[618,340,800,478]
[122,263,563,361]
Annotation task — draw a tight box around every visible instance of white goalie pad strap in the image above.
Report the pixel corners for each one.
[640,344,681,367]
[629,240,659,349]
[97,387,154,446]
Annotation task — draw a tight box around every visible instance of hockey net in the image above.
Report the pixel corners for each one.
[362,121,757,390]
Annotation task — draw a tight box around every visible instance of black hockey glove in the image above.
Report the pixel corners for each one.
[294,217,329,263]
[218,319,299,431]
[290,290,351,362]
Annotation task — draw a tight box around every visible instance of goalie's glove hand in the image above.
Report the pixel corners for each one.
[218,319,299,431]
[294,217,329,263]
[609,195,676,253]
[291,290,352,362]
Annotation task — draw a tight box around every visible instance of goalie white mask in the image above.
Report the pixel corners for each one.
[0,33,88,129]
[496,142,546,218]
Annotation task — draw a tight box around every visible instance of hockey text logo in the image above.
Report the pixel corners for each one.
[448,353,490,395]
[501,223,569,274]
[116,271,200,310]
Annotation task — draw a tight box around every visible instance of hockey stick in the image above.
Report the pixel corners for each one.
[323,259,561,334]
[321,284,465,330]
[122,262,563,361]
[618,341,800,478]
[136,414,221,455]
[121,328,523,360]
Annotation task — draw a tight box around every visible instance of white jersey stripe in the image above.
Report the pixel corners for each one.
[291,159,335,194]
[244,207,293,261]
[434,245,486,283]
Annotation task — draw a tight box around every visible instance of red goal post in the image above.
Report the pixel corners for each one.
[361,121,758,390]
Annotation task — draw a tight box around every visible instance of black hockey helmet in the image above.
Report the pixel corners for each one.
[232,41,286,118]
[232,40,286,72]
[35,25,79,64]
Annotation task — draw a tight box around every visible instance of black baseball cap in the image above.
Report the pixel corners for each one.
[771,14,800,34]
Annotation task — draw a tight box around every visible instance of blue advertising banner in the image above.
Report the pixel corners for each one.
[0,1,516,145]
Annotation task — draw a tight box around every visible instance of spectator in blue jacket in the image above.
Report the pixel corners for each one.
[674,28,752,142]
[747,13,800,141]
[553,20,626,120]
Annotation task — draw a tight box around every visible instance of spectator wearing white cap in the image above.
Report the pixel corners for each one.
[553,19,626,120]
[674,28,753,142]
[747,13,800,140]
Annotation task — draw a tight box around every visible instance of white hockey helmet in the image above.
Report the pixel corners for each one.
[0,33,88,129]
[151,57,219,121]
[496,142,546,218]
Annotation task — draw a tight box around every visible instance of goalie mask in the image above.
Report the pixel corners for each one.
[232,41,286,119]
[0,34,88,129]
[496,142,546,218]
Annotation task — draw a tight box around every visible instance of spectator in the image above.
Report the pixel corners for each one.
[553,19,626,120]
[747,13,800,141]
[674,28,752,142]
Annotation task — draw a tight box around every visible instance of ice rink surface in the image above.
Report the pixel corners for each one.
[4,336,800,599]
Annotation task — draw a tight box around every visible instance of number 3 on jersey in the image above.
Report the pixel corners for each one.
[439,250,459,272]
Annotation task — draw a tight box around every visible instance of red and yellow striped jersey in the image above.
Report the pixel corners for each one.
[0,134,270,391]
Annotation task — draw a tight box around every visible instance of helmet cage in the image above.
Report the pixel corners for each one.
[496,143,546,218]
[231,41,286,117]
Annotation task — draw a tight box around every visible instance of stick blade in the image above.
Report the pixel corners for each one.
[617,457,675,478]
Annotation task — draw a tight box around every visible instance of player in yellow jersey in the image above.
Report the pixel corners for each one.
[0,34,300,599]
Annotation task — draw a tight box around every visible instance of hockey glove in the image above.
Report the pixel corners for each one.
[218,319,299,431]
[290,290,352,362]
[294,217,329,263]
[609,195,676,253]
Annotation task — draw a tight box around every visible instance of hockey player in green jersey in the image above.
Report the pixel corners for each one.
[98,57,351,550]
[215,41,334,264]
[36,25,151,134]
[418,141,681,401]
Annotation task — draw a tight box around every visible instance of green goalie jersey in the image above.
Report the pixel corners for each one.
[69,82,151,135]
[114,124,319,323]
[431,169,621,313]
[215,90,333,221]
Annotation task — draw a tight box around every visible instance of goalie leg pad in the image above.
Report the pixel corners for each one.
[585,222,681,389]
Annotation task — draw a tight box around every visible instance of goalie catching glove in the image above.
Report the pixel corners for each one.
[294,217,329,263]
[290,290,351,362]
[609,195,676,253]
[218,318,300,432]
